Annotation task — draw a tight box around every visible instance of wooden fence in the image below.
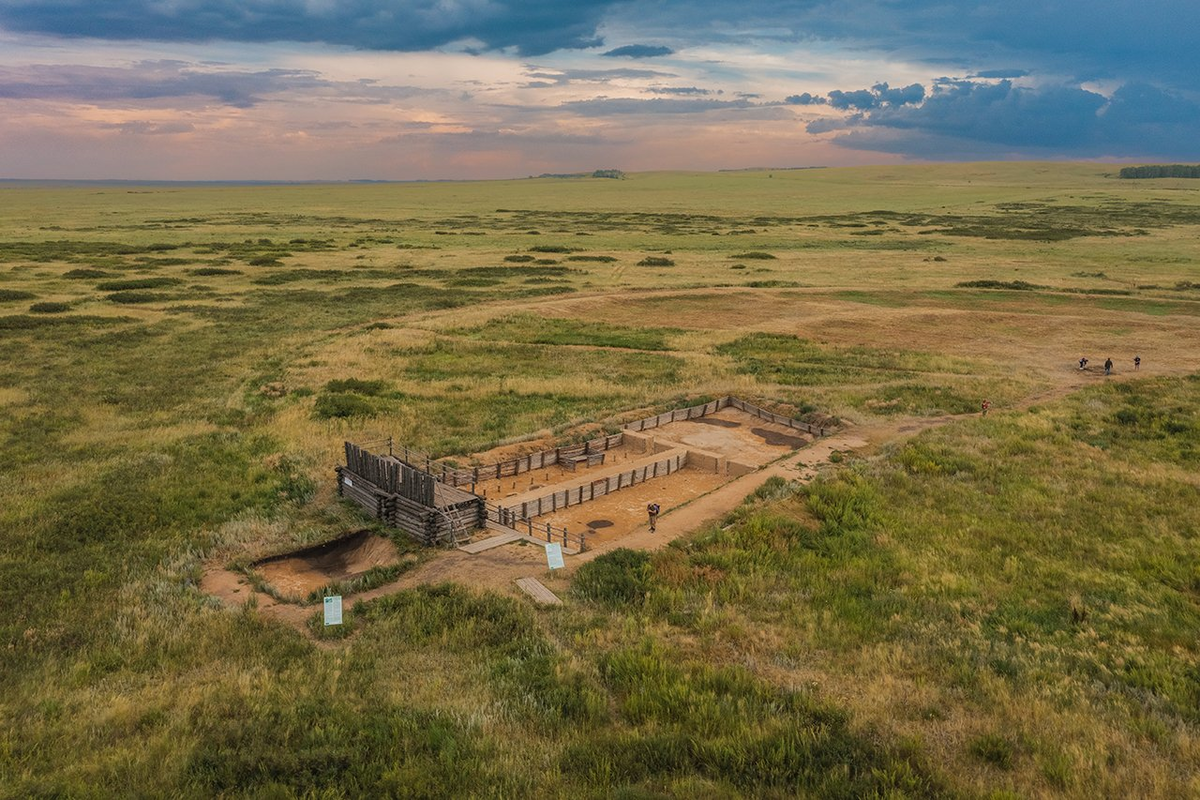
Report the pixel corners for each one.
[622,398,728,432]
[623,396,835,438]
[438,432,626,488]
[487,503,586,552]
[500,452,687,522]
[724,397,836,438]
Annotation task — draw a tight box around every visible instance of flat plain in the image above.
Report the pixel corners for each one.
[2,162,1199,797]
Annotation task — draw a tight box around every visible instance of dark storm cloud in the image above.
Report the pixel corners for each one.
[826,83,924,111]
[816,79,1200,159]
[602,44,674,58]
[784,93,826,106]
[0,0,613,56]
[0,61,429,107]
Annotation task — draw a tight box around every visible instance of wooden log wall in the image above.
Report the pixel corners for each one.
[344,442,436,506]
[502,452,687,522]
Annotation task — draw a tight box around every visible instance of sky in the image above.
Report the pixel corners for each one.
[0,0,1197,180]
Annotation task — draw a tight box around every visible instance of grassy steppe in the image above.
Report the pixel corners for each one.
[2,163,1200,797]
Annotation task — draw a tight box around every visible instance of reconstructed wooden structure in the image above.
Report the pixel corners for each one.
[337,443,482,546]
[337,396,836,552]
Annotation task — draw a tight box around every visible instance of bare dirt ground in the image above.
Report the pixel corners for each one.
[644,408,814,464]
[253,530,403,597]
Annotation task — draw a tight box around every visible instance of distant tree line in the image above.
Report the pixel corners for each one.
[1119,165,1200,179]
[535,169,626,179]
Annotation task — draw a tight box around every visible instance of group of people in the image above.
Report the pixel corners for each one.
[982,354,1145,417]
[1078,355,1141,375]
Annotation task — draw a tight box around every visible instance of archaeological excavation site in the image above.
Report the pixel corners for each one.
[336,397,836,558]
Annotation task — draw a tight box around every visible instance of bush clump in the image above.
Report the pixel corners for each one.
[29,301,71,314]
[0,289,36,301]
[324,378,389,396]
[190,267,243,276]
[573,548,653,606]
[637,257,675,267]
[529,245,579,254]
[97,277,182,291]
[955,279,1046,291]
[504,255,536,263]
[107,291,172,304]
[62,268,117,279]
[729,251,777,260]
[313,393,377,419]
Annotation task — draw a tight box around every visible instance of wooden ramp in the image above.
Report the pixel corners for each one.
[515,577,563,606]
[458,532,522,554]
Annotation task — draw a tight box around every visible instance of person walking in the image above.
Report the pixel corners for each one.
[1104,357,1113,376]
[981,399,991,416]
[647,502,660,533]
[1079,357,1088,370]
[1134,355,1141,370]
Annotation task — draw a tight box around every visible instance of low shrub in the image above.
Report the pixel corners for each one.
[637,257,675,267]
[504,255,536,263]
[190,267,243,276]
[573,548,653,606]
[324,378,389,396]
[313,392,377,419]
[96,277,182,291]
[0,289,36,301]
[107,291,172,304]
[729,251,776,260]
[62,268,116,279]
[29,301,71,314]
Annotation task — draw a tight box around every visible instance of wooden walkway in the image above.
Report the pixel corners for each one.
[457,532,522,554]
[515,577,562,606]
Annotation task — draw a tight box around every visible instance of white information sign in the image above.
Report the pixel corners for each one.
[342,476,353,488]
[323,595,343,626]
[545,543,564,570]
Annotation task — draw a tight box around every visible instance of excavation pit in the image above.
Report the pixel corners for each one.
[252,530,403,598]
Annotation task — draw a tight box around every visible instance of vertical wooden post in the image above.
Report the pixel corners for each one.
[527,518,533,536]
[545,523,551,542]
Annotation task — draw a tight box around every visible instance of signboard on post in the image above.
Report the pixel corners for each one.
[323,595,343,626]
[545,543,564,570]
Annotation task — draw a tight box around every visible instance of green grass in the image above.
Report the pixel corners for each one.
[451,313,682,350]
[2,163,1200,797]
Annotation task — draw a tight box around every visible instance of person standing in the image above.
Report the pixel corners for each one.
[1104,357,1113,375]
[647,502,660,533]
[1134,355,1141,370]
[981,399,991,416]
[1079,357,1088,370]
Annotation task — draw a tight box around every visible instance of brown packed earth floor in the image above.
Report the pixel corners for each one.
[523,466,729,548]
[253,530,402,598]
[640,407,814,465]
[470,406,809,501]
[472,444,644,502]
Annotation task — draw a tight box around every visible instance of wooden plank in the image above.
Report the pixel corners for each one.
[459,532,522,553]
[515,577,564,606]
